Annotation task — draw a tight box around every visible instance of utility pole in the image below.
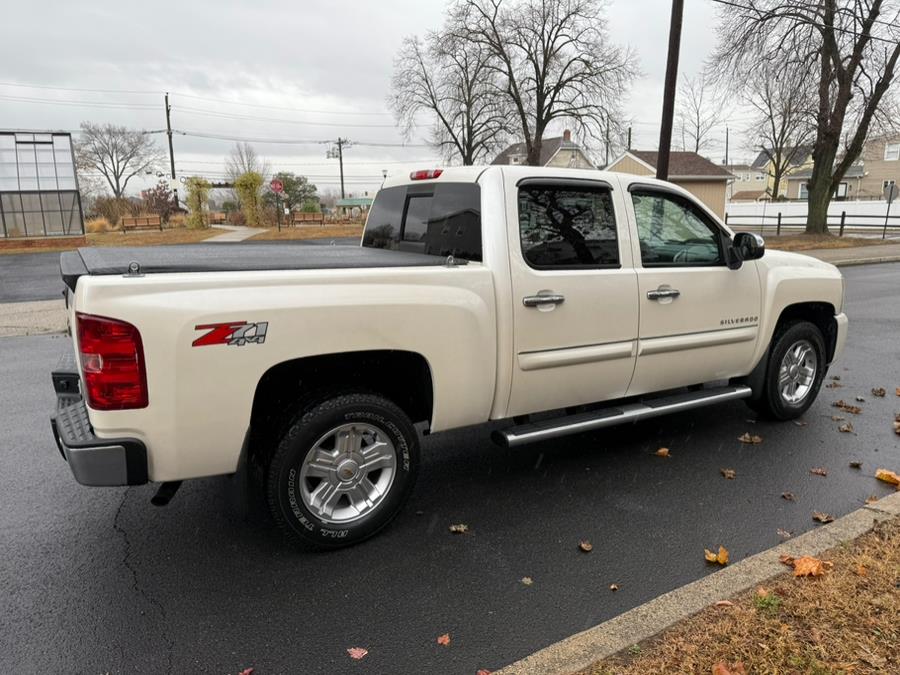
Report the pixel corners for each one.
[165,92,179,208]
[605,120,610,167]
[725,126,730,167]
[627,126,632,151]
[656,0,684,181]
[327,138,348,199]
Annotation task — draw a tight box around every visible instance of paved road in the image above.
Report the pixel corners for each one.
[2,264,899,674]
[0,239,361,304]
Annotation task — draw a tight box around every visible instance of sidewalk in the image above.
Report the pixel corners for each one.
[793,242,900,266]
[206,224,266,243]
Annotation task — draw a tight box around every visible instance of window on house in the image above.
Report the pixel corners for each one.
[755,174,765,181]
[885,143,900,161]
[799,183,809,200]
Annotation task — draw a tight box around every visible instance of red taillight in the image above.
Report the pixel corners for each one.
[409,168,443,181]
[76,312,148,410]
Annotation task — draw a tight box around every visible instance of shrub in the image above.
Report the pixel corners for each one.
[227,210,246,226]
[85,217,113,233]
[184,177,212,229]
[91,197,133,226]
[234,171,264,226]
[168,214,186,229]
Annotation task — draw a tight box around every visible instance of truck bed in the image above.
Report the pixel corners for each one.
[60,244,450,290]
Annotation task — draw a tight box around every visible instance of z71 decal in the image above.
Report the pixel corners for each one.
[193,321,268,347]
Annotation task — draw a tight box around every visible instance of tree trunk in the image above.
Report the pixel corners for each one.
[526,140,542,166]
[805,172,832,235]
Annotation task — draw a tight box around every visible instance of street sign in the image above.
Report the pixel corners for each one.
[270,179,284,194]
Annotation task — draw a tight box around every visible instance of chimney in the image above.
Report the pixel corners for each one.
[563,129,572,142]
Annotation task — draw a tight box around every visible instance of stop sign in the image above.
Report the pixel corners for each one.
[270,178,284,194]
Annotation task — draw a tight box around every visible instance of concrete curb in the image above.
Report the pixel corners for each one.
[0,299,67,337]
[829,255,900,267]
[497,490,900,675]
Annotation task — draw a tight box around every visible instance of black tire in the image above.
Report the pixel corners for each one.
[266,393,419,549]
[750,320,827,420]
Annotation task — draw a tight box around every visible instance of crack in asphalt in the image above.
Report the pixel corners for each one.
[113,487,175,675]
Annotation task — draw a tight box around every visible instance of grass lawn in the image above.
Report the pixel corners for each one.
[249,225,363,242]
[765,234,898,252]
[583,517,900,674]
[0,228,219,255]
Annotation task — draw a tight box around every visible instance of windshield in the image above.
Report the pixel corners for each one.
[361,183,482,262]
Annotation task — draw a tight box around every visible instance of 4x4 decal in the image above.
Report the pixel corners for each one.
[193,321,268,347]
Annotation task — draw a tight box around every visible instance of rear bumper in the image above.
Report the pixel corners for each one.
[832,312,849,364]
[50,352,148,486]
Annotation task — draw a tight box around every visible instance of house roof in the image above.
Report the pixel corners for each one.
[620,150,733,180]
[750,145,813,170]
[730,189,767,201]
[491,135,588,167]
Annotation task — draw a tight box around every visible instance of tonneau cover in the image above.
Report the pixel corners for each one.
[60,244,451,290]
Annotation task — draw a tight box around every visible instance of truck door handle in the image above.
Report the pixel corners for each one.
[523,294,565,307]
[647,288,681,300]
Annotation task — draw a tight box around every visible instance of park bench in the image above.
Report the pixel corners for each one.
[291,212,325,226]
[209,211,227,225]
[121,215,163,232]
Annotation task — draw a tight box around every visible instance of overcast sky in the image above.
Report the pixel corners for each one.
[0,0,749,196]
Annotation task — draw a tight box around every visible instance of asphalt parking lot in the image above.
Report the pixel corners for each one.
[2,263,899,675]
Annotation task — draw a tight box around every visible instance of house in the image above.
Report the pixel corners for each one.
[750,145,813,199]
[725,163,768,200]
[783,163,866,201]
[605,150,733,217]
[491,129,594,169]
[857,135,900,200]
[729,190,768,202]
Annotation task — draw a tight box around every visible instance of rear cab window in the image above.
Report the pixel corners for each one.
[362,183,482,262]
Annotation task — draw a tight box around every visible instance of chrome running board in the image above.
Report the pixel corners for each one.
[493,385,753,448]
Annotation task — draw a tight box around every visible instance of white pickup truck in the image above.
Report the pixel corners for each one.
[51,166,848,547]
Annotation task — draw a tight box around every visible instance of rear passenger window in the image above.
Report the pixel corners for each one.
[518,183,619,268]
[362,183,482,261]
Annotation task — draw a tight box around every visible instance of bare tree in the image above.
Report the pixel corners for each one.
[225,142,270,184]
[390,33,509,165]
[451,0,638,165]
[676,75,721,154]
[74,122,163,198]
[713,0,900,234]
[744,63,817,200]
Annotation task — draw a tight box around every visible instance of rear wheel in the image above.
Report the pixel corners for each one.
[750,321,826,420]
[266,393,419,548]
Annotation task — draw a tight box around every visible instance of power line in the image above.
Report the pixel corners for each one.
[0,94,159,110]
[172,105,400,128]
[170,91,394,116]
[0,81,159,95]
[172,129,432,147]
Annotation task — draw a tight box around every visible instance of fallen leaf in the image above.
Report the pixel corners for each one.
[655,447,671,457]
[810,467,828,477]
[825,381,843,389]
[839,422,854,433]
[779,554,795,566]
[738,432,762,445]
[831,415,846,421]
[871,387,886,397]
[437,633,451,646]
[449,523,469,534]
[704,545,729,565]
[609,583,619,591]
[791,555,833,577]
[896,387,900,397]
[793,419,808,427]
[521,576,533,586]
[777,528,793,539]
[833,400,862,414]
[720,468,736,480]
[782,492,796,502]
[477,670,492,675]
[714,600,734,607]
[875,468,900,486]
[347,647,368,660]
[756,586,769,597]
[865,495,879,504]
[579,540,593,553]
[849,461,863,469]
[238,669,254,675]
[713,662,747,675]
[831,375,842,381]
[813,511,835,524]
[855,564,868,577]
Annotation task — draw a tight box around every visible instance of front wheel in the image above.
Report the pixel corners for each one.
[266,393,419,548]
[749,321,826,420]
